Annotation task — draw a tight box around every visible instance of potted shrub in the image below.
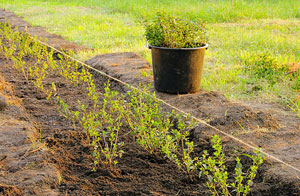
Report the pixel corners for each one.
[144,11,208,94]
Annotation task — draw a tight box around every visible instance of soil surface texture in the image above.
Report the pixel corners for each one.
[0,72,59,195]
[1,9,300,196]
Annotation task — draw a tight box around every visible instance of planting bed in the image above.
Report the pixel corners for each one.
[0,73,59,196]
[1,9,300,196]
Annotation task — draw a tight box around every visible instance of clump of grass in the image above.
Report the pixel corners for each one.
[241,52,289,85]
[238,52,300,107]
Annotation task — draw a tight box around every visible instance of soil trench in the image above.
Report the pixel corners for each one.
[1,9,300,195]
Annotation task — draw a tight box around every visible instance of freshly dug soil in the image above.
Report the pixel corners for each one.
[0,9,300,196]
[0,71,59,195]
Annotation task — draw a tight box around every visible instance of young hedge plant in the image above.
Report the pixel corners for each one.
[144,11,208,48]
[199,135,264,196]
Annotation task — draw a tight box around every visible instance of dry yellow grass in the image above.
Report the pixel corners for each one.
[0,75,22,107]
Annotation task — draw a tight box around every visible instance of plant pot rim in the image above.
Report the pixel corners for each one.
[148,43,209,50]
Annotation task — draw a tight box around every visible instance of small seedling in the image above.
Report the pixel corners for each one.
[199,135,264,196]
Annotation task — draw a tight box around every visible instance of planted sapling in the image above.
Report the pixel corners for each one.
[199,135,264,196]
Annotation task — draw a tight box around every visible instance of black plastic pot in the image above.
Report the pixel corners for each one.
[149,44,208,94]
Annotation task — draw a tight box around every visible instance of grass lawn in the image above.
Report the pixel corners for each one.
[1,0,300,104]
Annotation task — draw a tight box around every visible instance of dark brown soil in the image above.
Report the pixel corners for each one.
[0,67,59,195]
[1,9,300,196]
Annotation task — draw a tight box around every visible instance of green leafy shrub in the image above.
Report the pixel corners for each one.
[144,11,208,48]
[199,135,264,196]
[125,84,199,174]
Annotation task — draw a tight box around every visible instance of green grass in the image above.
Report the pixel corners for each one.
[1,0,300,104]
[1,2,147,59]
[203,19,300,100]
[4,0,299,22]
